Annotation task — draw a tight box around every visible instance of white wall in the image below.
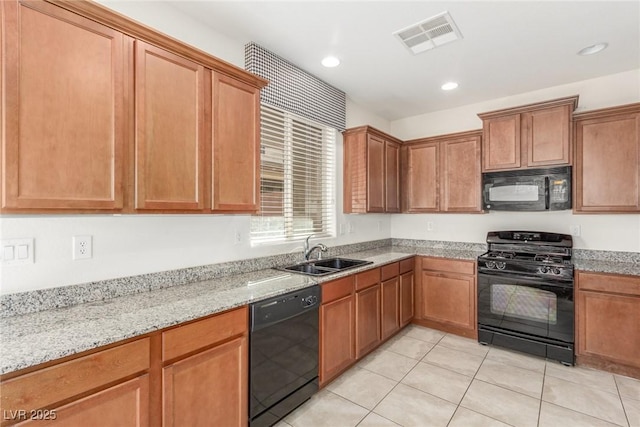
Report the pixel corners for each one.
[390,69,640,252]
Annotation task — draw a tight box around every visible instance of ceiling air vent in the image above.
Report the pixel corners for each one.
[393,11,463,55]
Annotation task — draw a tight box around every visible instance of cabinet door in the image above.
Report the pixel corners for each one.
[355,285,381,358]
[367,135,385,212]
[381,277,400,340]
[577,291,640,369]
[385,141,401,213]
[212,73,260,212]
[399,271,415,327]
[441,136,482,212]
[420,271,476,333]
[575,111,640,212]
[163,335,247,427]
[15,376,149,427]
[135,41,205,211]
[319,295,355,386]
[2,0,128,211]
[405,142,438,212]
[523,105,571,167]
[482,114,521,171]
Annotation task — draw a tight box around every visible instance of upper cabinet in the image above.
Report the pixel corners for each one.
[574,103,640,213]
[1,0,129,211]
[134,41,206,212]
[211,74,261,213]
[478,96,578,171]
[343,126,401,213]
[1,0,267,214]
[403,130,482,213]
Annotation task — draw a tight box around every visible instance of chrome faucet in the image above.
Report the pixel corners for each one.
[304,235,328,261]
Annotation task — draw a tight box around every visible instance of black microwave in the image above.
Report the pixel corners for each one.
[482,166,571,211]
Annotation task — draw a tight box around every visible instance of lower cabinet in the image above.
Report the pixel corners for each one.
[161,307,248,427]
[381,263,400,340]
[319,276,356,387]
[0,307,248,427]
[415,257,477,339]
[576,271,640,377]
[355,268,382,358]
[0,338,150,427]
[399,258,415,327]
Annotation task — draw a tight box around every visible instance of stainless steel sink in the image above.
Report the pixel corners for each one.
[279,257,373,276]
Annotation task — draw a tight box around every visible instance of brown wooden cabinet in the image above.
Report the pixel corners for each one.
[1,0,129,212]
[211,73,261,213]
[355,268,382,358]
[380,263,400,340]
[478,96,578,171]
[574,103,640,213]
[399,257,415,327]
[161,307,248,427]
[414,257,477,339]
[0,339,150,427]
[576,271,640,378]
[1,0,267,214]
[319,276,355,387]
[403,130,482,213]
[134,41,206,211]
[343,126,402,213]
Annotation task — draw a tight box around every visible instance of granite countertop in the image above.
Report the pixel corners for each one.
[2,242,636,376]
[0,248,428,375]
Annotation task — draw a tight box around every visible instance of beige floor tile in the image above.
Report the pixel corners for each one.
[617,374,640,401]
[460,380,540,427]
[373,383,457,427]
[358,349,418,381]
[422,344,484,376]
[448,407,512,427]
[273,420,293,427]
[545,361,618,394]
[538,401,623,427]
[401,325,446,344]
[401,361,473,404]
[485,346,546,373]
[327,366,397,410]
[476,358,544,398]
[438,334,489,358]
[381,334,435,360]
[284,389,369,427]
[623,396,640,427]
[356,412,401,427]
[542,375,628,426]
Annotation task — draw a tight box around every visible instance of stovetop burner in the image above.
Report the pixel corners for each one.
[478,230,574,281]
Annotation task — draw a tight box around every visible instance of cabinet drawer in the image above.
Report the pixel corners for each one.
[1,338,149,414]
[421,257,475,275]
[381,262,399,281]
[322,276,355,304]
[162,306,247,361]
[577,271,640,297]
[356,268,381,291]
[400,257,415,274]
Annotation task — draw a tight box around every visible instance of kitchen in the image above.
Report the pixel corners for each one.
[1,0,639,426]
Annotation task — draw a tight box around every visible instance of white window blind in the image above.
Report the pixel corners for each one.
[250,105,335,244]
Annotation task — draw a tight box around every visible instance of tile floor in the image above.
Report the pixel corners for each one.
[277,325,640,427]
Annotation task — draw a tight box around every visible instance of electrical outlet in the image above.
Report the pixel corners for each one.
[339,224,346,235]
[72,235,92,260]
[377,221,382,232]
[569,225,581,237]
[348,222,355,234]
[234,230,242,245]
[427,221,434,232]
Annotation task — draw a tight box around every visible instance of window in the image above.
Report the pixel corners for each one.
[250,105,335,244]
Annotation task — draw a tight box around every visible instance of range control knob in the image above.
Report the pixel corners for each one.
[485,261,496,269]
[496,262,506,270]
[552,267,562,275]
[539,266,549,274]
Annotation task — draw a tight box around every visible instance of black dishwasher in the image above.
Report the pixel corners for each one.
[249,285,320,427]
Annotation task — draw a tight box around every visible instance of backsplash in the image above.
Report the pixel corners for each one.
[0,239,391,318]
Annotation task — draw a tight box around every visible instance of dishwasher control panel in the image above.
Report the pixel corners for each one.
[250,285,321,331]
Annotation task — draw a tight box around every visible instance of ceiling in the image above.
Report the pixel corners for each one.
[166,1,640,121]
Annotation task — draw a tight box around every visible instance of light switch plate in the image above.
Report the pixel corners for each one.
[1,238,34,265]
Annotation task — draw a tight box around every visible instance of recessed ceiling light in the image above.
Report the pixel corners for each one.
[441,81,459,91]
[321,56,340,67]
[577,43,608,56]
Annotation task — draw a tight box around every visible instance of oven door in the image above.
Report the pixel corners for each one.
[477,272,574,344]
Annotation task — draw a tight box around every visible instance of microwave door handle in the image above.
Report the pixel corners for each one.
[544,176,550,209]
